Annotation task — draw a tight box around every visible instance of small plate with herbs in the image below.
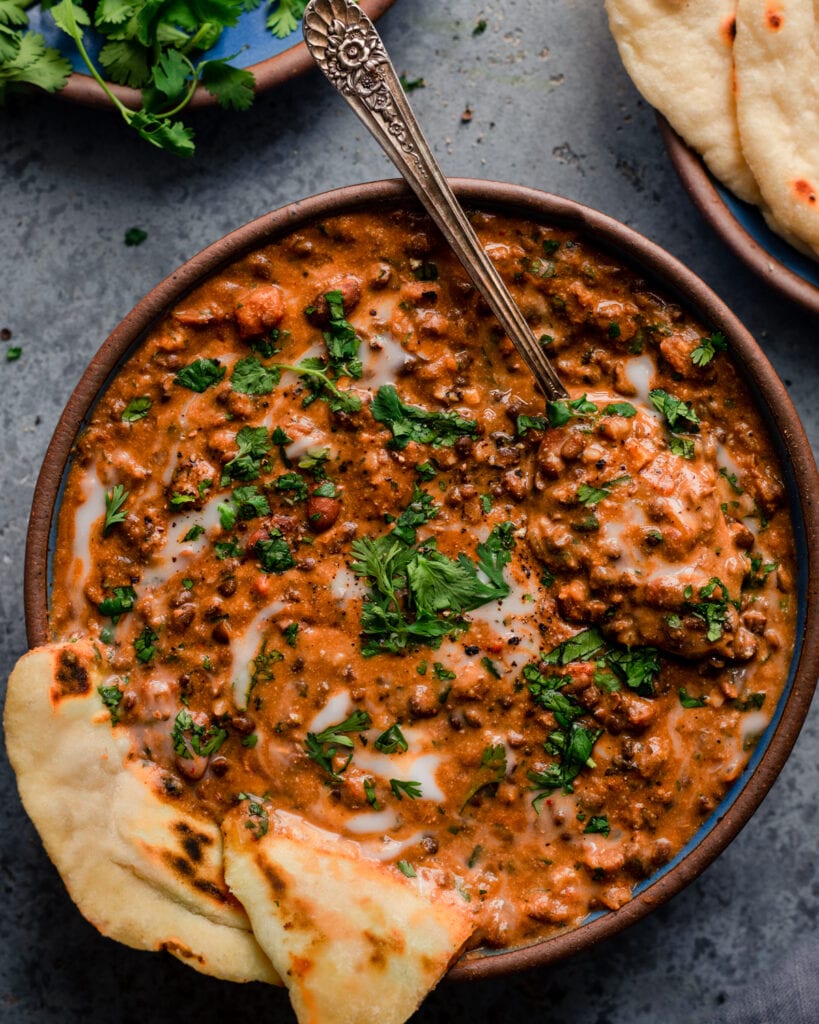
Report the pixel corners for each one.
[4,0,396,156]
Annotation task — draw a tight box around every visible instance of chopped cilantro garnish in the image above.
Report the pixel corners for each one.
[364,777,379,809]
[546,394,597,428]
[321,290,363,379]
[390,486,438,545]
[98,586,136,624]
[283,623,299,647]
[231,356,280,396]
[305,710,372,779]
[371,385,478,450]
[649,389,700,433]
[236,792,269,839]
[171,709,227,758]
[121,396,152,422]
[221,426,271,485]
[274,472,309,503]
[170,492,195,508]
[103,484,129,535]
[183,524,205,542]
[719,467,744,494]
[397,859,416,877]
[97,684,124,724]
[175,358,225,393]
[134,625,158,663]
[374,723,409,754]
[516,414,548,436]
[255,530,295,574]
[691,332,727,367]
[601,401,637,418]
[124,228,147,247]
[416,461,437,482]
[528,722,603,810]
[583,815,610,837]
[678,688,707,708]
[214,539,242,560]
[390,778,422,801]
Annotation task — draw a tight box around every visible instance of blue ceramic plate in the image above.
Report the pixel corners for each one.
[28,0,396,109]
[657,115,819,318]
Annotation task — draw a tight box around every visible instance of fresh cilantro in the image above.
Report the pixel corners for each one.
[678,688,707,709]
[364,778,379,809]
[371,385,478,450]
[746,554,778,589]
[182,578,194,590]
[5,345,21,361]
[175,357,225,393]
[691,332,727,367]
[171,709,227,758]
[546,394,597,428]
[255,530,295,573]
[305,709,371,779]
[134,624,158,663]
[390,485,438,545]
[669,435,695,460]
[122,396,152,422]
[231,355,280,395]
[576,475,629,507]
[516,414,547,436]
[230,484,271,521]
[218,502,237,530]
[283,622,299,647]
[390,778,422,801]
[583,815,610,837]
[604,646,661,696]
[98,585,137,623]
[275,358,362,414]
[374,723,408,754]
[97,684,124,724]
[601,402,637,418]
[170,492,195,508]
[249,640,284,691]
[266,0,308,38]
[298,446,330,477]
[124,227,147,246]
[528,721,603,810]
[397,859,416,877]
[400,73,426,92]
[734,692,766,712]
[214,539,242,560]
[242,733,258,748]
[274,472,308,503]
[473,18,488,35]
[719,467,744,494]
[608,322,621,339]
[183,524,205,541]
[460,744,506,812]
[0,17,71,102]
[221,426,270,485]
[252,329,284,360]
[320,290,363,379]
[481,656,501,678]
[312,479,338,498]
[103,483,129,535]
[479,494,492,514]
[433,662,456,681]
[680,577,734,642]
[415,460,437,482]
[236,792,269,839]
[649,389,700,433]
[543,627,606,666]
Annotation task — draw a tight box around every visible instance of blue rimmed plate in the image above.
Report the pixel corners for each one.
[657,115,819,319]
[27,0,397,109]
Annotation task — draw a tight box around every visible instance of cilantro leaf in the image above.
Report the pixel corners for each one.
[266,0,307,39]
[305,709,371,778]
[691,332,727,367]
[171,709,228,758]
[255,530,295,574]
[175,358,225,393]
[390,485,438,545]
[231,355,280,395]
[221,426,271,484]
[103,483,129,535]
[97,684,124,724]
[460,744,506,812]
[134,624,158,663]
[374,723,408,754]
[199,57,255,110]
[321,290,363,379]
[390,778,422,801]
[371,385,478,450]
[649,389,700,433]
[98,585,137,623]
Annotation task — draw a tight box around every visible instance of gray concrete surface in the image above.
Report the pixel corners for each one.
[1,2,817,1022]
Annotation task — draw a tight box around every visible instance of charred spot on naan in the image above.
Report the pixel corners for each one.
[50,647,91,701]
[793,180,817,205]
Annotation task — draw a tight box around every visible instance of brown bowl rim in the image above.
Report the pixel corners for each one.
[23,177,819,982]
[56,0,397,111]
[656,114,819,319]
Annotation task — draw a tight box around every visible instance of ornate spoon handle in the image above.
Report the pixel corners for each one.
[302,0,568,402]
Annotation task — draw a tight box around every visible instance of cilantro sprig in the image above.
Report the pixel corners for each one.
[305,709,372,779]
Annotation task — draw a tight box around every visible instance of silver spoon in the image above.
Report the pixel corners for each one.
[302,0,568,402]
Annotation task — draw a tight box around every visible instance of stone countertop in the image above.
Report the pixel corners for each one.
[1,2,817,1022]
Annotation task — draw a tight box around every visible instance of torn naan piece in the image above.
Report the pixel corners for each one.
[223,807,476,1024]
[3,641,280,985]
[605,0,762,203]
[734,0,819,258]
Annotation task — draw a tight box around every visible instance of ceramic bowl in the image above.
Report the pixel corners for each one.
[23,178,819,981]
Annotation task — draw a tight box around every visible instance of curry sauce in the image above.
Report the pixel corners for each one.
[49,208,796,951]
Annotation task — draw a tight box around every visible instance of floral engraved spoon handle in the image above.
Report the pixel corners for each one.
[302,0,568,402]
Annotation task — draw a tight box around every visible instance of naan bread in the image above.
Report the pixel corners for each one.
[605,0,762,203]
[223,809,475,1024]
[6,642,475,1022]
[734,0,819,258]
[3,641,280,984]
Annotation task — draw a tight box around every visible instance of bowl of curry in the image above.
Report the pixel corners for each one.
[11,179,819,1012]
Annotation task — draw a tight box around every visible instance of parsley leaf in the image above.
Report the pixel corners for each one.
[371,385,478,450]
